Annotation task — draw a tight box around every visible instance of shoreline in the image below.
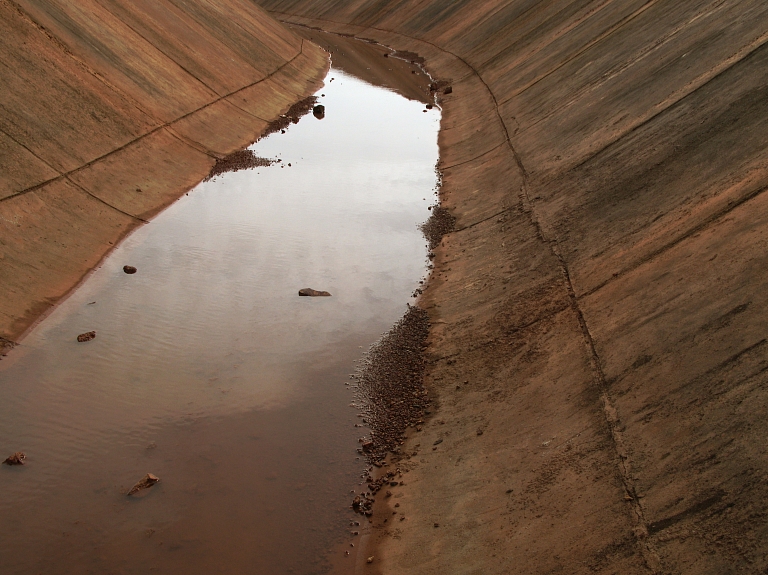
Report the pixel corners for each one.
[0,2,329,347]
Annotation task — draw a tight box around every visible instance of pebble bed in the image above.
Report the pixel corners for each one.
[351,304,430,515]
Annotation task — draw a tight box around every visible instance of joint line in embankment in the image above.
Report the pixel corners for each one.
[581,182,768,299]
[451,206,515,234]
[269,13,662,572]
[0,42,308,208]
[65,177,149,223]
[571,31,768,176]
[467,34,663,572]
[90,0,222,98]
[494,0,665,108]
[438,140,506,171]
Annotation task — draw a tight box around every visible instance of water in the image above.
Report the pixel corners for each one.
[0,69,440,574]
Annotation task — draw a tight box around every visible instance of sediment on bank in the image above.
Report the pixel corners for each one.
[354,305,431,465]
[0,0,328,344]
[256,2,768,574]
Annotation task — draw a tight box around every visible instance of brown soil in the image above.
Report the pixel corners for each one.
[256,3,768,574]
[263,95,320,136]
[205,150,275,181]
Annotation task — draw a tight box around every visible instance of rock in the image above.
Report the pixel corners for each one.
[3,452,26,465]
[312,104,325,119]
[128,473,160,495]
[362,440,374,452]
[123,265,137,274]
[367,556,374,564]
[444,86,453,94]
[298,288,331,297]
[77,331,96,342]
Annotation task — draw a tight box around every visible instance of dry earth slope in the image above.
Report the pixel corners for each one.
[0,0,328,347]
[255,1,768,573]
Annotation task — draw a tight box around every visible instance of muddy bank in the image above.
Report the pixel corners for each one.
[287,27,432,104]
[0,0,328,344]
[255,3,768,574]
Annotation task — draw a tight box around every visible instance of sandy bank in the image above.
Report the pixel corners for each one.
[256,2,768,573]
[0,0,328,348]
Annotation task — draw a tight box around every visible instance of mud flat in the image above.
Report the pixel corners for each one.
[257,2,768,573]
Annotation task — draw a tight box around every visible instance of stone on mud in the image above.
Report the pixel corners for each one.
[298,288,332,297]
[3,452,26,465]
[77,331,96,342]
[128,473,160,496]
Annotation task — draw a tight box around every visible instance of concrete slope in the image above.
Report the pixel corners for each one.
[0,0,327,343]
[256,1,768,573]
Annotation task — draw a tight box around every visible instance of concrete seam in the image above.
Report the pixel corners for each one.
[451,206,514,233]
[496,0,664,107]
[65,176,149,223]
[0,125,66,188]
[5,0,165,126]
[439,140,506,171]
[164,127,221,160]
[0,44,306,204]
[569,29,768,172]
[91,0,223,98]
[581,183,768,298]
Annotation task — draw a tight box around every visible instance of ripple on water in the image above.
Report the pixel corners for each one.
[0,69,440,574]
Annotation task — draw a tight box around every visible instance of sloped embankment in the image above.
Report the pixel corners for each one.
[0,0,328,347]
[256,1,768,573]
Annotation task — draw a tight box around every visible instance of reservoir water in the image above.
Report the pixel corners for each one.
[0,68,439,574]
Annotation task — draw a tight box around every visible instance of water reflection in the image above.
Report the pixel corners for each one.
[0,69,439,574]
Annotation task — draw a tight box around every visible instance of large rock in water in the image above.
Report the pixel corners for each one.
[298,288,331,297]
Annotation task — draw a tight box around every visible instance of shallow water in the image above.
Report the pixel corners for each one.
[0,69,439,574]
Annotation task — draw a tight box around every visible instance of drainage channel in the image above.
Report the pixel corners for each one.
[0,67,439,574]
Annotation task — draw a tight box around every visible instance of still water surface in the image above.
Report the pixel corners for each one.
[0,69,439,574]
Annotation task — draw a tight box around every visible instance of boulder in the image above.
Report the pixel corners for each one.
[312,104,325,119]
[123,265,137,274]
